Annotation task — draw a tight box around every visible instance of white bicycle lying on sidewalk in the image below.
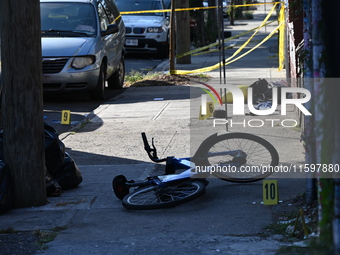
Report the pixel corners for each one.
[112,132,279,210]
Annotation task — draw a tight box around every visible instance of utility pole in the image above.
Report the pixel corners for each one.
[0,0,46,207]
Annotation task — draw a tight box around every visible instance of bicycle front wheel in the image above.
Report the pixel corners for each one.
[122,180,206,210]
[197,133,279,183]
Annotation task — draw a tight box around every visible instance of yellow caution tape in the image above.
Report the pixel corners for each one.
[278,4,285,71]
[224,22,283,66]
[120,10,170,14]
[230,2,283,8]
[171,21,283,75]
[119,1,284,73]
[183,36,273,58]
[120,7,215,14]
[171,3,281,74]
[113,14,122,23]
[120,2,283,15]
[176,19,276,59]
[225,2,278,61]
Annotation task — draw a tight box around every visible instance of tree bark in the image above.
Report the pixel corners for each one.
[176,0,191,64]
[0,0,46,207]
[189,0,206,47]
[206,0,218,44]
[230,0,235,25]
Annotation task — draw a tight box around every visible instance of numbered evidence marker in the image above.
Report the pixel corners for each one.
[199,94,214,120]
[61,110,71,125]
[263,180,279,205]
[199,101,214,120]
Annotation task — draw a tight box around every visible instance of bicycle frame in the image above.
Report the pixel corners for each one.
[140,132,248,185]
[113,132,277,201]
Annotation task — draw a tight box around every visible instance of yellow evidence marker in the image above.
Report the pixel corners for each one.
[199,102,214,120]
[263,180,279,205]
[61,110,71,125]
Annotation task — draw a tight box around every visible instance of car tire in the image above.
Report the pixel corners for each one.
[157,42,169,59]
[92,64,106,100]
[108,57,125,89]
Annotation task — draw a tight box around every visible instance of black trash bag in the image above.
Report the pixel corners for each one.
[249,79,286,104]
[44,123,82,190]
[249,78,271,95]
[53,152,83,189]
[249,78,272,104]
[0,161,14,214]
[44,122,65,177]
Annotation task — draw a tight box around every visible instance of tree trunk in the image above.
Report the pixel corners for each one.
[230,0,235,25]
[206,0,218,44]
[0,0,47,207]
[189,0,206,47]
[169,0,176,72]
[176,0,191,64]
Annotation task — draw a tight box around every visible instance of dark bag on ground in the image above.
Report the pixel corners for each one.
[249,78,283,104]
[44,123,82,190]
[54,152,83,189]
[249,78,271,104]
[249,78,271,96]
[44,122,66,177]
[0,123,82,199]
[0,161,14,214]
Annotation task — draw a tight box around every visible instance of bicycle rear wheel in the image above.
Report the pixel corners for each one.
[122,180,206,210]
[197,133,279,183]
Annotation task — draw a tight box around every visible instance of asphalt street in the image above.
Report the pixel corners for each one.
[0,2,310,254]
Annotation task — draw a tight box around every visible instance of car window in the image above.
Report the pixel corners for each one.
[115,0,165,16]
[98,0,115,24]
[40,3,97,37]
[97,3,111,30]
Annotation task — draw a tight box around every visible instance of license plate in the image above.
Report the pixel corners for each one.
[125,39,138,46]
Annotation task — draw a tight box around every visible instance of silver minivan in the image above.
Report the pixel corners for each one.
[41,0,126,99]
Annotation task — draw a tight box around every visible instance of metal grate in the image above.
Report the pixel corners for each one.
[133,27,145,34]
[125,27,145,34]
[42,58,68,74]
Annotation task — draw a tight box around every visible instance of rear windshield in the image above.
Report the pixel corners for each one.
[115,0,164,16]
[41,3,97,37]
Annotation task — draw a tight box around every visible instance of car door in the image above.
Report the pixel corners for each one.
[97,0,120,76]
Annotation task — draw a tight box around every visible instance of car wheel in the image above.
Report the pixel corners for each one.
[108,57,125,89]
[92,64,106,100]
[157,43,169,59]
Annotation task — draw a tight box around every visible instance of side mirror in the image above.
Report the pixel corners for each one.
[101,24,119,36]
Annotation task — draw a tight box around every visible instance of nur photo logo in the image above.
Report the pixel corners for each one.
[198,81,311,128]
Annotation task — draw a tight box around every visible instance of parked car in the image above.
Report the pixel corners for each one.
[115,0,170,58]
[40,0,126,99]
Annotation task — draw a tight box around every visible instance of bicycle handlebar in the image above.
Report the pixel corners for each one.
[141,132,167,163]
[141,132,151,152]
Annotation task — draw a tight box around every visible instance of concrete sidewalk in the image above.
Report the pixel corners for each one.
[0,3,307,255]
